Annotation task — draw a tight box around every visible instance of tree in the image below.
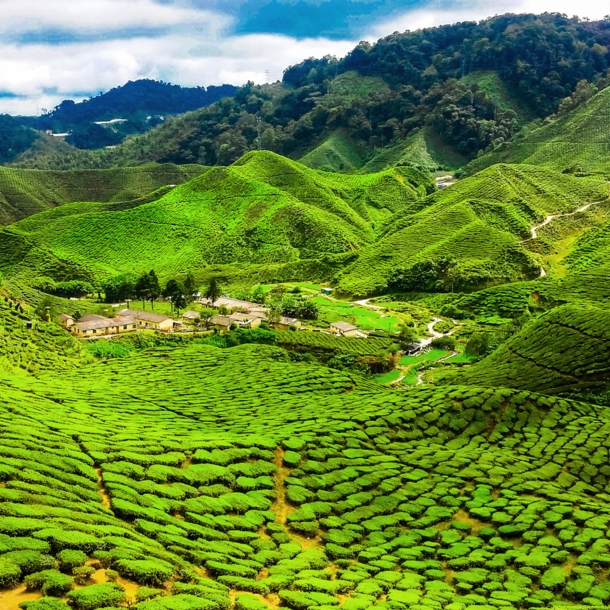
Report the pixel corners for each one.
[72,310,83,322]
[163,279,188,313]
[398,325,419,349]
[204,278,222,306]
[147,270,161,310]
[135,273,150,309]
[102,273,136,303]
[184,272,197,303]
[35,296,56,322]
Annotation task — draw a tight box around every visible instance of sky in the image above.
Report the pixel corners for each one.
[0,0,608,115]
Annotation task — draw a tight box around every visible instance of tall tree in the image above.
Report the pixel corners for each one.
[204,278,222,306]
[163,279,187,313]
[135,273,150,309]
[184,271,197,304]
[148,270,161,310]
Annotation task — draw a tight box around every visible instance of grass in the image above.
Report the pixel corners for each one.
[300,129,364,174]
[373,368,402,384]
[360,127,468,174]
[311,296,403,332]
[442,303,610,393]
[337,163,609,296]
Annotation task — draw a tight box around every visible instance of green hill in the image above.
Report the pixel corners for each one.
[0,151,428,284]
[336,164,609,295]
[300,129,364,173]
[360,127,468,174]
[465,85,610,176]
[0,163,206,225]
[460,71,535,124]
[443,304,610,393]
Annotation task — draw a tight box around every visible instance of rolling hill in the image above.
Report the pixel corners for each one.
[442,304,610,393]
[0,164,207,225]
[0,151,429,285]
[465,85,610,176]
[335,164,610,295]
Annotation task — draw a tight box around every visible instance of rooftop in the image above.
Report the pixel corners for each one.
[199,297,262,311]
[331,321,358,332]
[75,316,135,332]
[211,315,231,326]
[116,309,173,324]
[182,310,199,320]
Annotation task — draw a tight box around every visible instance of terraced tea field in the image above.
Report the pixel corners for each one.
[1,339,610,609]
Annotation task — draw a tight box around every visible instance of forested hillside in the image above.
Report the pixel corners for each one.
[9,14,610,172]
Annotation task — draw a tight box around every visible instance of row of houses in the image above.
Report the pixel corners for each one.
[60,298,362,339]
[60,309,176,337]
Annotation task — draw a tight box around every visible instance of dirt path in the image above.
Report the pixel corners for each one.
[524,201,603,241]
[352,298,385,310]
[95,467,112,510]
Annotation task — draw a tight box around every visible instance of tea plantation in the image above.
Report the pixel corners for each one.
[0,164,206,226]
[2,340,610,609]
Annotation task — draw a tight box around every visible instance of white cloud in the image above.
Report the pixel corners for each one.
[367,0,609,40]
[0,30,355,114]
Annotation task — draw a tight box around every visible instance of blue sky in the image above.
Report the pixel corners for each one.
[0,0,606,115]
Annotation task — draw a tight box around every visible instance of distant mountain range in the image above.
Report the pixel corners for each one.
[0,80,238,160]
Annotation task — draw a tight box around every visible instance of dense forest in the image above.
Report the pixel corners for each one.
[18,80,238,150]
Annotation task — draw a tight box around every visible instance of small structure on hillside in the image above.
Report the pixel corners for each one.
[272,316,301,331]
[321,287,333,295]
[331,321,359,337]
[229,312,263,329]
[182,311,200,321]
[71,316,137,338]
[59,314,74,329]
[116,309,176,332]
[210,315,232,332]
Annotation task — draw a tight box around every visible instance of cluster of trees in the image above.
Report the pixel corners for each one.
[33,277,94,299]
[102,270,198,313]
[235,285,319,321]
[0,114,38,164]
[386,258,460,293]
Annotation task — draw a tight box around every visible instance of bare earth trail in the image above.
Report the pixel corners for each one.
[521,199,606,277]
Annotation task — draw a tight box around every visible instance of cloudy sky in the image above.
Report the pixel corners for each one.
[0,0,607,115]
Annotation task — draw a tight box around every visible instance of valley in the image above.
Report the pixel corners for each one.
[1,10,610,610]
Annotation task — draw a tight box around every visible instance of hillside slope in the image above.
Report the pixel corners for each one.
[336,164,609,295]
[0,163,207,225]
[0,151,428,283]
[443,304,610,393]
[2,339,610,607]
[465,85,610,176]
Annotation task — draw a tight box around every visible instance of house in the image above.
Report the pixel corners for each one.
[321,288,333,295]
[331,321,359,337]
[59,314,74,329]
[210,315,232,331]
[272,316,301,331]
[71,316,137,338]
[182,311,200,321]
[116,309,175,332]
[79,314,108,323]
[229,312,262,329]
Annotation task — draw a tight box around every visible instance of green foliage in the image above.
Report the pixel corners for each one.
[67,583,126,610]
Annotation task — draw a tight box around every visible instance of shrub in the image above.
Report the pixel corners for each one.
[25,569,73,596]
[235,595,269,610]
[57,549,88,573]
[115,559,174,586]
[73,565,96,585]
[18,600,70,610]
[66,583,126,610]
[0,558,21,587]
[1,551,56,575]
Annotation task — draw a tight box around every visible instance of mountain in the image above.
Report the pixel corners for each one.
[18,79,238,150]
[465,85,610,176]
[0,151,430,285]
[9,14,610,171]
[0,163,206,225]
